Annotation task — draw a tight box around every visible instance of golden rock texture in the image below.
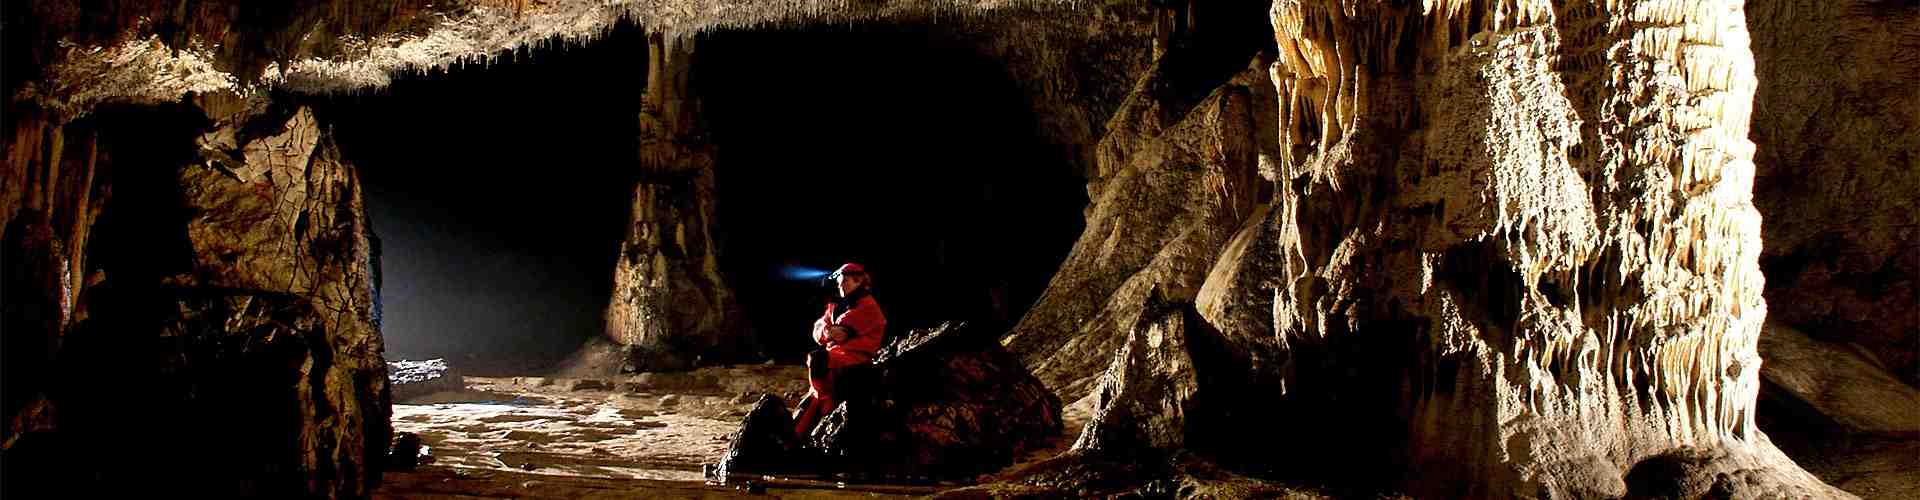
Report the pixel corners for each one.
[1002,0,1868,497]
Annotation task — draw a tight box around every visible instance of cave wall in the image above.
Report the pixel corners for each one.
[1002,0,1276,400]
[4,5,1154,494]
[2,106,107,453]
[1741,2,1919,494]
[7,0,1164,381]
[936,2,1159,180]
[1745,0,1918,386]
[3,0,1911,497]
[3,95,389,497]
[1007,0,1866,497]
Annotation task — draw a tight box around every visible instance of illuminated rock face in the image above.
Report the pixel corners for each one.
[1002,0,1276,403]
[1007,0,1856,497]
[1272,1,1796,493]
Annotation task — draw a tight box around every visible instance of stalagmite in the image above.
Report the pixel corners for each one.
[574,32,747,374]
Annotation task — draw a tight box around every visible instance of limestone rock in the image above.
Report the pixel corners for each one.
[4,108,115,455]
[568,379,613,392]
[389,359,465,403]
[1758,322,1920,436]
[1746,0,1920,386]
[1738,5,1918,495]
[4,99,390,498]
[1003,51,1275,401]
[714,322,1060,481]
[1621,445,1840,499]
[985,301,1302,497]
[11,1,1165,107]
[1073,304,1218,455]
[959,450,1336,500]
[997,0,1858,497]
[945,2,1157,178]
[710,395,803,480]
[1755,322,1920,499]
[387,432,426,471]
[809,321,1062,480]
[1260,0,1839,495]
[0,1,1907,498]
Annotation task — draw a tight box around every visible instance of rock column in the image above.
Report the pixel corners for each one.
[1010,1,1853,497]
[591,32,744,374]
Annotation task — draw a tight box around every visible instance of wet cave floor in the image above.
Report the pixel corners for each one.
[372,366,1089,499]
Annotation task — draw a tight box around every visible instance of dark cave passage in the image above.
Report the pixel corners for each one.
[317,23,650,375]
[314,22,1086,372]
[697,26,1087,361]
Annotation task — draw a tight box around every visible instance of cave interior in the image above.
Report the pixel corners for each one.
[1,1,1915,499]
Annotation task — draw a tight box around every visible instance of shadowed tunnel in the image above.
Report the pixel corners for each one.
[700,25,1088,362]
[319,23,648,375]
[319,22,1085,373]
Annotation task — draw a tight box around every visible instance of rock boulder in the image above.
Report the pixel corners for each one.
[712,321,1060,482]
[388,358,465,403]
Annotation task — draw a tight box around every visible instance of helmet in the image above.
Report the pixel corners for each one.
[827,263,866,280]
[824,263,869,289]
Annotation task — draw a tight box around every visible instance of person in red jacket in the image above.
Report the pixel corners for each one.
[793,263,887,437]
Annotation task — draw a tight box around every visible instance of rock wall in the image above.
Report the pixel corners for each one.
[1,108,107,454]
[1002,0,1276,400]
[1745,0,1919,386]
[1739,4,1917,494]
[1006,0,1857,497]
[938,2,1158,179]
[1756,324,1920,499]
[3,95,389,498]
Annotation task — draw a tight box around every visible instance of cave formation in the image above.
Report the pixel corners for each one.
[2,1,1915,499]
[317,20,1089,375]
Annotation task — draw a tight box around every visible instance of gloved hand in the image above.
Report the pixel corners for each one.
[827,325,853,344]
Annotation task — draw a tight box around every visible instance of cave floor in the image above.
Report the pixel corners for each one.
[372,368,945,499]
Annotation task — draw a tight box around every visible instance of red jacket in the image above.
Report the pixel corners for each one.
[812,287,886,366]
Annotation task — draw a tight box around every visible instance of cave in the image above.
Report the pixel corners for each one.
[696,25,1087,360]
[306,21,1087,375]
[3,1,1916,499]
[318,25,647,375]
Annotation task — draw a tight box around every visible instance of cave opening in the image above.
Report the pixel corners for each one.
[316,21,1086,374]
[317,22,651,376]
[697,25,1088,362]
